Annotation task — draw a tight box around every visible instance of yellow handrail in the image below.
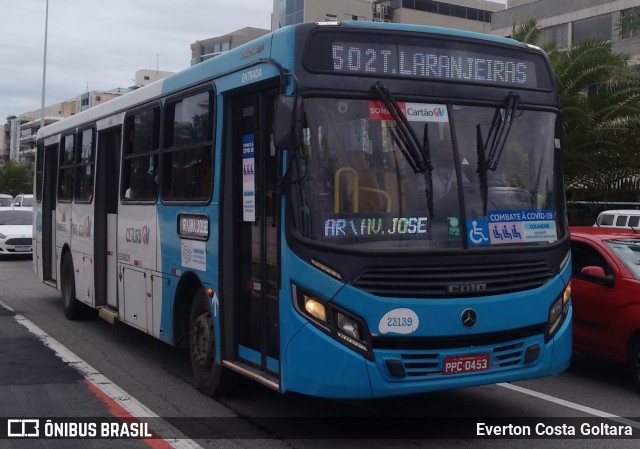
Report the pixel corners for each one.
[334,167,392,213]
[334,167,358,213]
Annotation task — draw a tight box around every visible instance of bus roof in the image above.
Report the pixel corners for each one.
[37,21,537,141]
[341,20,526,48]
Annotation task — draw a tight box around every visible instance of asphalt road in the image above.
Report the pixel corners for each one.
[1,256,639,448]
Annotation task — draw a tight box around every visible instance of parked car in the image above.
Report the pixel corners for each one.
[13,193,33,208]
[569,226,640,388]
[0,194,13,207]
[594,209,640,228]
[0,209,32,255]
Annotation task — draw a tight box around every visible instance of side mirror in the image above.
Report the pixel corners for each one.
[273,95,304,151]
[580,266,615,287]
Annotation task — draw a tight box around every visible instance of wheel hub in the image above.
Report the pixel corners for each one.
[192,313,214,367]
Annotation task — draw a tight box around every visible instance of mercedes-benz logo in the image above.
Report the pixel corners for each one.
[461,308,477,328]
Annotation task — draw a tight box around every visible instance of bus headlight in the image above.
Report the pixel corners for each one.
[546,282,571,342]
[304,296,327,323]
[292,284,373,359]
[337,312,361,340]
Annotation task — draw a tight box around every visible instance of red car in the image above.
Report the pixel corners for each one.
[570,226,640,388]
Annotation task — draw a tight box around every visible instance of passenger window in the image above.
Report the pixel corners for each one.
[599,214,614,226]
[36,142,44,202]
[57,134,75,201]
[121,107,160,201]
[615,215,628,226]
[75,128,95,203]
[629,216,640,227]
[162,90,213,202]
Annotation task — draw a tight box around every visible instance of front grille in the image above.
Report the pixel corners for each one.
[377,326,546,380]
[353,260,554,298]
[6,238,31,246]
[391,341,527,378]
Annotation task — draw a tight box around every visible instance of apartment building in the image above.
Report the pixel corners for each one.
[492,0,640,62]
[190,27,270,66]
[4,69,171,164]
[12,100,76,165]
[271,0,505,33]
[1,122,9,165]
[134,69,174,88]
[190,2,505,68]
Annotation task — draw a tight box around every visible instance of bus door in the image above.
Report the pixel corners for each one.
[42,143,58,283]
[95,126,121,309]
[223,86,280,377]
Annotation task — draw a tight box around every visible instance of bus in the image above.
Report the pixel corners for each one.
[34,21,572,399]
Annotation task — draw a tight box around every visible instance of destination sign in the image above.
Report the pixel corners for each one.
[323,214,430,241]
[304,32,551,90]
[178,214,209,241]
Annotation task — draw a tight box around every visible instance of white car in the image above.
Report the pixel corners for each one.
[0,194,13,207]
[13,194,33,208]
[0,209,33,255]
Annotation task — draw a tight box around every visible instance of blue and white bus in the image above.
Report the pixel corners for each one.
[34,21,571,398]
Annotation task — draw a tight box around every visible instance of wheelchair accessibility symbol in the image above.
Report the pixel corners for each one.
[467,219,490,247]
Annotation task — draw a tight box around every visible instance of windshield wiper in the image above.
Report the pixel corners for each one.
[476,92,520,215]
[371,82,434,217]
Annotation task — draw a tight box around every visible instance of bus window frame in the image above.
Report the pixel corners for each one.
[35,140,45,203]
[57,131,76,203]
[161,83,216,205]
[120,102,162,204]
[74,125,96,204]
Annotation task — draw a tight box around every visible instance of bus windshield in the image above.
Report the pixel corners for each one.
[289,97,560,250]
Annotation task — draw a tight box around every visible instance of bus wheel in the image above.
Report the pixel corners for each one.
[61,253,82,320]
[630,340,640,389]
[189,289,234,396]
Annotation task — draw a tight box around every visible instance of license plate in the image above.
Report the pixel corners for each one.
[443,353,490,375]
[14,246,31,252]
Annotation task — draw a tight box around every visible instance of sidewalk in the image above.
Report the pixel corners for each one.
[0,303,179,448]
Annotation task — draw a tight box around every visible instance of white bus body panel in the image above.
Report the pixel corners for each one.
[116,204,160,335]
[56,203,72,281]
[107,213,118,308]
[122,266,148,331]
[50,210,57,282]
[71,203,95,307]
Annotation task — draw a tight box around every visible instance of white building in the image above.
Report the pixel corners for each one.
[4,69,171,164]
[271,0,505,33]
[492,0,640,63]
[12,100,76,165]
[190,28,270,65]
[135,69,174,87]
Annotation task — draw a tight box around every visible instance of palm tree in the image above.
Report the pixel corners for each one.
[511,19,559,62]
[512,20,640,201]
[555,40,640,200]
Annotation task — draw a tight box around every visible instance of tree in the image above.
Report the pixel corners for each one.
[512,19,559,63]
[512,20,640,201]
[0,161,33,197]
[555,40,640,200]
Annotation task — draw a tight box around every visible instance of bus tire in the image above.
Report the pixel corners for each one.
[61,253,83,320]
[189,289,234,396]
[630,340,640,389]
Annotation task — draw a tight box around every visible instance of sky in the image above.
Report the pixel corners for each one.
[1,0,509,123]
[0,0,273,122]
